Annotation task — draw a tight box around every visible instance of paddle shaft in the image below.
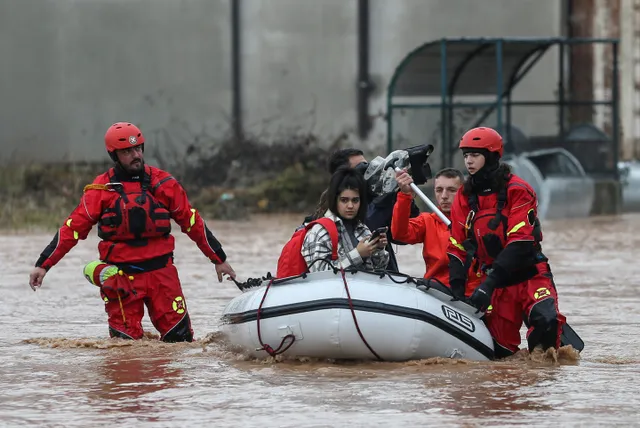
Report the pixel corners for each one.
[394,167,451,226]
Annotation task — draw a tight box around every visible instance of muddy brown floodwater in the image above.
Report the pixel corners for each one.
[1,213,639,427]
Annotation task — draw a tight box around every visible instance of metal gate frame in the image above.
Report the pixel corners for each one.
[386,37,620,178]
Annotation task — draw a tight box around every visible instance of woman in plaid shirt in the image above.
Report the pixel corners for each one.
[302,166,390,272]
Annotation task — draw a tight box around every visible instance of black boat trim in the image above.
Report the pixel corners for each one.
[221,298,494,360]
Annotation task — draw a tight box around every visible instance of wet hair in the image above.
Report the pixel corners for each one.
[434,167,464,183]
[328,148,365,174]
[327,166,368,223]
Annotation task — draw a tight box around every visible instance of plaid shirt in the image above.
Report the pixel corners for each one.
[302,210,389,272]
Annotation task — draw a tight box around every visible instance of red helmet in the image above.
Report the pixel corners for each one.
[104,122,145,153]
[459,127,503,158]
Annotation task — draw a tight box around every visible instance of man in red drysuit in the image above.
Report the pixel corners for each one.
[391,167,481,297]
[28,122,236,342]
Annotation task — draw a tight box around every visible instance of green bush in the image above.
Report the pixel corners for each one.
[0,132,347,230]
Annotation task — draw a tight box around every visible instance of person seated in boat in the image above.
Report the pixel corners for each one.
[391,167,481,298]
[302,166,390,272]
[447,126,567,358]
[301,148,419,273]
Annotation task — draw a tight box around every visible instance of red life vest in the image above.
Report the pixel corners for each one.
[97,168,172,246]
[463,176,542,267]
[276,218,339,278]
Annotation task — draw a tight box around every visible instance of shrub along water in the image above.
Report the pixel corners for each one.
[0,132,348,231]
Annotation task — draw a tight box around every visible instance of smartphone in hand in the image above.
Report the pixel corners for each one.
[369,226,388,241]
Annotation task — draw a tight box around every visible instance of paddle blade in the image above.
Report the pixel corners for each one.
[561,323,584,352]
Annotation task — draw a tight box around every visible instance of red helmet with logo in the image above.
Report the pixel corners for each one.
[459,127,503,158]
[104,122,145,153]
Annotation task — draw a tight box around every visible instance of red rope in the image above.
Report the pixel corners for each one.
[256,278,296,357]
[340,268,383,361]
[255,271,382,361]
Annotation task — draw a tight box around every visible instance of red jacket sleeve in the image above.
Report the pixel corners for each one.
[446,190,468,264]
[35,183,104,271]
[505,182,537,245]
[391,192,426,245]
[155,175,227,264]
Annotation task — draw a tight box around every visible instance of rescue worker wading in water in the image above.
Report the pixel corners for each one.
[28,122,236,342]
[447,127,566,358]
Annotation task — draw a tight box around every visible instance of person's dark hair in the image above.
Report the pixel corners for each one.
[328,148,364,174]
[327,166,368,223]
[434,167,464,183]
[312,189,329,219]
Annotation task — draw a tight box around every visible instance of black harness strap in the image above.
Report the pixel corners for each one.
[487,187,508,232]
[463,181,510,272]
[108,172,129,203]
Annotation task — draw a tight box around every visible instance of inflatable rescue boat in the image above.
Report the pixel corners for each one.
[220,269,495,362]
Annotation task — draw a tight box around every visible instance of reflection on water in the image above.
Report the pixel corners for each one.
[1,213,640,426]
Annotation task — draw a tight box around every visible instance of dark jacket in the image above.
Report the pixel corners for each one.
[365,191,420,272]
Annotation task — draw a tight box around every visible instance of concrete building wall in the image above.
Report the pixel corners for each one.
[0,0,563,164]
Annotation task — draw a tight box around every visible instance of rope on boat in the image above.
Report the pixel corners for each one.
[254,277,296,357]
[229,260,461,360]
[338,267,383,361]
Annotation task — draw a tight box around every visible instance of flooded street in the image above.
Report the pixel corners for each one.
[1,213,639,427]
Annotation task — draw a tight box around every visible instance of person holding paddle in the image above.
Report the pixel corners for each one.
[392,167,482,298]
[447,126,568,358]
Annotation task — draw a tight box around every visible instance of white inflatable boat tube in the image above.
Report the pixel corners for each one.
[220,269,495,362]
